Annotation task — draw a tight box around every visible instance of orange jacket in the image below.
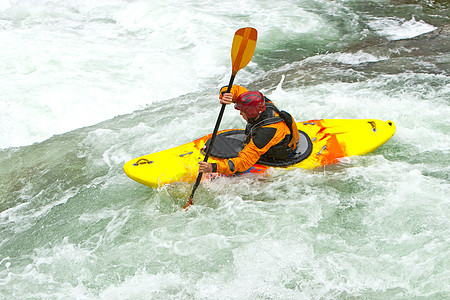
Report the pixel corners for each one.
[219,85,248,101]
[213,85,297,175]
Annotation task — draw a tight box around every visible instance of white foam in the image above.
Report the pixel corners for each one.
[0,0,346,149]
[368,17,436,41]
[100,271,186,299]
[0,2,232,148]
[306,50,388,65]
[0,0,12,11]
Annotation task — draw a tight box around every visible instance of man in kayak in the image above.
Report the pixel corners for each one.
[199,85,299,175]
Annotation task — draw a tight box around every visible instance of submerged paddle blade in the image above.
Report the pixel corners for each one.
[231,27,257,75]
[183,197,193,210]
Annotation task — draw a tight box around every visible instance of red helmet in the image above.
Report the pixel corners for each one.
[234,91,266,119]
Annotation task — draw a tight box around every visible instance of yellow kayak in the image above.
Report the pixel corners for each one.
[124,119,396,188]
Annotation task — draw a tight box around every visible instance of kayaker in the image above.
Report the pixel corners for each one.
[199,85,299,175]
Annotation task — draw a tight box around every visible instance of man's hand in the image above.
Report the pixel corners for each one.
[199,161,213,173]
[220,93,233,105]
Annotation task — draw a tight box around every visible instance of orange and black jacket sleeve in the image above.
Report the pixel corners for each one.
[219,85,248,102]
[213,120,291,175]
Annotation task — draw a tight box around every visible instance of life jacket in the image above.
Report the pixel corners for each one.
[244,98,300,161]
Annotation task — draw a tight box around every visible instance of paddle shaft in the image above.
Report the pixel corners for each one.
[183,27,257,209]
[185,75,235,208]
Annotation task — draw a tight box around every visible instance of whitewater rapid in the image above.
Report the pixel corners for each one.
[0,1,449,299]
[0,0,441,149]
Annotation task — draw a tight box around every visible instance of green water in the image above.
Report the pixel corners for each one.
[1,0,449,299]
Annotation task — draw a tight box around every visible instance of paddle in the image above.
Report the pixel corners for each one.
[183,27,257,209]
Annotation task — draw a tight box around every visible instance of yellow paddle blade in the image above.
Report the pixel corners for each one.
[231,27,257,75]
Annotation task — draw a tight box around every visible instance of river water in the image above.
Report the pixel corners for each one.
[0,0,449,299]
